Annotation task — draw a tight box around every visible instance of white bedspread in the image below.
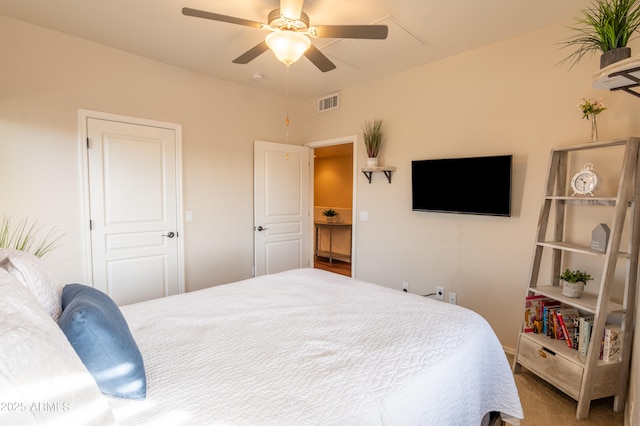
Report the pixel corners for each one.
[109,268,522,425]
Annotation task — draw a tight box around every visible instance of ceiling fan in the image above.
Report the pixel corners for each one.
[182,0,388,72]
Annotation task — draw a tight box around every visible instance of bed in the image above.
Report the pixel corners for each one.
[0,249,523,425]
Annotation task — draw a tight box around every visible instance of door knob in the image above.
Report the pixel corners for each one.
[162,231,176,238]
[256,226,268,232]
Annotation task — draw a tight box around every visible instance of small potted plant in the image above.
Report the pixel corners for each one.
[362,119,384,168]
[559,0,640,69]
[559,268,593,298]
[322,208,338,223]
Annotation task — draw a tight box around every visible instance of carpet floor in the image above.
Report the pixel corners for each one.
[507,353,624,425]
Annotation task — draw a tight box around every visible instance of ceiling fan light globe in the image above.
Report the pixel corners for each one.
[265,30,311,65]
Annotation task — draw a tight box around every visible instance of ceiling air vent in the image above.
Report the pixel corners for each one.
[318,93,339,113]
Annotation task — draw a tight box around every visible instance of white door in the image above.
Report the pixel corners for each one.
[254,141,310,276]
[85,115,182,305]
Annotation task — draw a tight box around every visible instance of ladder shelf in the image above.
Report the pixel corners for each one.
[512,136,640,420]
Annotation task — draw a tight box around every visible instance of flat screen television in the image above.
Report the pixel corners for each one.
[411,154,512,216]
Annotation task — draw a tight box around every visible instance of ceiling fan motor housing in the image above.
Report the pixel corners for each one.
[268,9,309,31]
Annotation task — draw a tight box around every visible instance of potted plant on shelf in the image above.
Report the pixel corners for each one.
[559,268,593,298]
[362,119,384,168]
[322,208,338,223]
[559,0,640,69]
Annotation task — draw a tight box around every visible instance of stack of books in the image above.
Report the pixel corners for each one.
[522,295,621,361]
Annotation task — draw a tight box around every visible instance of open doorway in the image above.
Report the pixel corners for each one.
[312,143,353,277]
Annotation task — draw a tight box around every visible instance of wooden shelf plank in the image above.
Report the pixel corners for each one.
[361,166,396,183]
[360,166,396,172]
[529,285,624,314]
[593,56,640,97]
[545,196,617,206]
[536,241,630,258]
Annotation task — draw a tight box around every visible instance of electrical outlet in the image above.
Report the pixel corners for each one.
[449,292,457,304]
[402,282,409,293]
[436,286,444,300]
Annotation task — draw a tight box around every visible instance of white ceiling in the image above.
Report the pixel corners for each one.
[0,0,591,101]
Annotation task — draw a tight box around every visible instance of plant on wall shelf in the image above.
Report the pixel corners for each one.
[559,0,640,69]
[0,216,63,258]
[362,119,384,166]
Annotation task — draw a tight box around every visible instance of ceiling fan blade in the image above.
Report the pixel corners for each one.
[232,41,270,64]
[304,45,336,72]
[280,0,304,20]
[311,25,388,39]
[182,7,264,29]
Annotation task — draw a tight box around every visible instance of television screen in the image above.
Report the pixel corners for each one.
[411,154,512,216]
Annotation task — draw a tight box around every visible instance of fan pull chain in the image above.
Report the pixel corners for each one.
[286,65,291,126]
[285,65,290,142]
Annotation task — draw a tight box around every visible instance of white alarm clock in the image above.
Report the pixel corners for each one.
[571,163,601,196]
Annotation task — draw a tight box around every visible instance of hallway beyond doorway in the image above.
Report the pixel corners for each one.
[314,256,351,277]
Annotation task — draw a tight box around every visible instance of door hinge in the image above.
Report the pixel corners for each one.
[86,137,90,149]
[89,220,93,230]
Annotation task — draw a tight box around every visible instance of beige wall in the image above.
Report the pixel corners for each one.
[302,24,640,351]
[314,154,353,209]
[4,13,640,356]
[0,15,304,292]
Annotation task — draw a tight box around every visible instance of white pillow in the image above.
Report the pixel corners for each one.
[0,268,116,426]
[0,248,62,320]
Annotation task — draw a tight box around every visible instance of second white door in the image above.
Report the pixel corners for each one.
[254,140,310,276]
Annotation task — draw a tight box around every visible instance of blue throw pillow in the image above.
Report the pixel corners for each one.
[59,284,146,400]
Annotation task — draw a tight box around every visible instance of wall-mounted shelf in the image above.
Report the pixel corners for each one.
[593,55,640,98]
[361,166,396,184]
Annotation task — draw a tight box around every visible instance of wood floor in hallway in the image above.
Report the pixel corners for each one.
[313,256,351,277]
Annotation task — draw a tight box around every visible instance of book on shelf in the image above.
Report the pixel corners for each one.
[521,295,609,356]
[523,295,547,333]
[555,310,569,345]
[556,308,580,349]
[601,324,622,362]
[541,300,562,336]
[551,308,562,340]
[571,317,581,350]
[549,306,569,340]
[578,316,594,356]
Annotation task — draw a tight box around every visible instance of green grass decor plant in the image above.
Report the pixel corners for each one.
[362,119,384,158]
[0,216,63,258]
[559,0,640,68]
